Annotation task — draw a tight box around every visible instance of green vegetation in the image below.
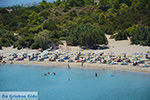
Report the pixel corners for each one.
[110,31,128,41]
[66,24,108,48]
[0,0,150,49]
[0,29,17,47]
[0,44,2,49]
[31,30,60,49]
[131,26,150,46]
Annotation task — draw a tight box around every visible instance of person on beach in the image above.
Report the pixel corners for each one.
[68,64,71,69]
[95,72,98,77]
[10,61,13,64]
[81,61,84,67]
[0,56,3,61]
[2,61,6,64]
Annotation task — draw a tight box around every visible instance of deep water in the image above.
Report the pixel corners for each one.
[0,64,150,100]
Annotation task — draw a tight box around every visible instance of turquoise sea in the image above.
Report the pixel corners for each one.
[0,0,55,7]
[0,64,150,100]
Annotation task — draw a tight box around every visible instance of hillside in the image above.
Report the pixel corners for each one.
[0,0,150,50]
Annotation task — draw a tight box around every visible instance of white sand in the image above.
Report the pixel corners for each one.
[9,60,150,73]
[81,35,150,55]
[1,35,150,73]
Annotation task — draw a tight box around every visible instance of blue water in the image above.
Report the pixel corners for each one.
[0,0,55,7]
[0,64,150,100]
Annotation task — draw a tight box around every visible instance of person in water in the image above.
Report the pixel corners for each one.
[81,61,84,67]
[53,72,56,75]
[44,74,47,76]
[68,64,71,69]
[95,72,98,77]
[48,72,50,75]
[68,78,70,81]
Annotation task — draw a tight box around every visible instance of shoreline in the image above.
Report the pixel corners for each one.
[6,60,150,73]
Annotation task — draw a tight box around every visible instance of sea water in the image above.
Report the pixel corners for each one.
[0,64,150,100]
[0,0,55,7]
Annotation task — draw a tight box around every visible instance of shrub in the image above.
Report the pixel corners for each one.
[115,31,128,41]
[131,26,150,46]
[66,24,108,49]
[17,45,22,50]
[31,30,59,50]
[59,37,66,40]
[0,38,12,47]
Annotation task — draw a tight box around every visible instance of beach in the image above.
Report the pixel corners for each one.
[1,35,150,73]
[10,60,150,73]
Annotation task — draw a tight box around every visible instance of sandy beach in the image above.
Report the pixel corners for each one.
[1,35,150,73]
[8,60,150,73]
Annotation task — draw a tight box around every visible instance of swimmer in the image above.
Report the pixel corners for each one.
[68,78,70,81]
[53,72,56,75]
[43,74,47,76]
[48,72,50,75]
[68,64,71,69]
[95,72,98,77]
[110,75,115,77]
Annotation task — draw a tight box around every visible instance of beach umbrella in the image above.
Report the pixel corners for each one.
[131,58,137,61]
[136,55,142,58]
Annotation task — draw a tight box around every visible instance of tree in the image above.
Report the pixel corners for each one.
[40,10,50,19]
[119,3,129,15]
[40,0,48,9]
[0,29,17,47]
[31,30,51,49]
[124,25,137,37]
[31,30,59,49]
[132,0,148,10]
[114,31,128,41]
[43,21,57,31]
[66,24,108,48]
[131,26,150,46]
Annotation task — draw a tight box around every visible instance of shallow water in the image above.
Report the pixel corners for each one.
[0,0,55,7]
[0,64,150,100]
